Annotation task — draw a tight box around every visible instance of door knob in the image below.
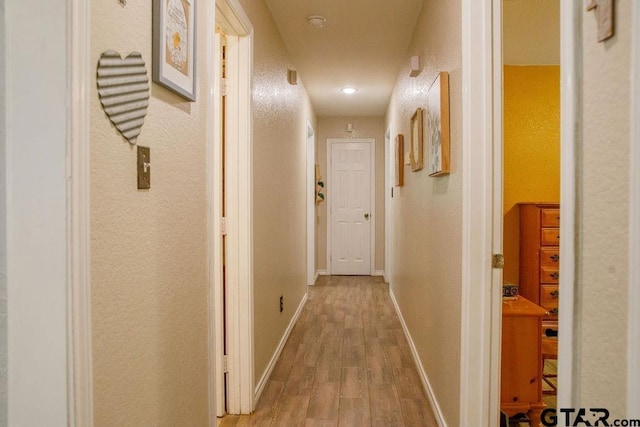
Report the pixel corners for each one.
[364,213,370,220]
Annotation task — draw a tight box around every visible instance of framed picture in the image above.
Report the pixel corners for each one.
[152,0,197,101]
[427,72,450,176]
[394,134,404,186]
[410,108,424,171]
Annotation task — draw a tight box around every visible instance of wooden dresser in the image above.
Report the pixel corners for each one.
[519,203,560,327]
[501,296,548,426]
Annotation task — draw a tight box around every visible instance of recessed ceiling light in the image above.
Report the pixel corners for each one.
[341,87,357,94]
[306,15,327,28]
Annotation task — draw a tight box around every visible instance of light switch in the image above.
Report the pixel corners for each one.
[137,146,151,189]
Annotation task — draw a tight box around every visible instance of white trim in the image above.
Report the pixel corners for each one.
[389,290,446,427]
[69,0,93,424]
[209,13,224,424]
[628,0,640,416]
[254,293,308,402]
[557,0,581,411]
[316,270,328,277]
[213,0,254,415]
[6,0,70,423]
[459,0,495,425]
[313,270,320,283]
[488,1,503,423]
[306,121,316,286]
[384,127,391,283]
[326,138,376,276]
[373,270,385,277]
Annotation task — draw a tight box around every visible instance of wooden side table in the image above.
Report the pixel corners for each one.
[501,295,548,426]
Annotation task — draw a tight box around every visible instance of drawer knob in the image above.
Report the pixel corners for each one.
[550,272,560,280]
[550,290,559,298]
[549,308,559,315]
[550,254,560,262]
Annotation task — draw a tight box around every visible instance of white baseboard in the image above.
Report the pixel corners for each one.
[373,270,385,277]
[313,270,320,284]
[389,289,447,427]
[254,292,308,402]
[317,270,328,276]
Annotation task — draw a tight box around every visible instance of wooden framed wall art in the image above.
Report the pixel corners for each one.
[410,108,424,171]
[395,134,404,186]
[152,0,197,101]
[427,72,450,176]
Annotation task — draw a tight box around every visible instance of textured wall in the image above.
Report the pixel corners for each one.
[316,117,386,273]
[503,66,560,284]
[503,0,560,65]
[576,1,631,416]
[0,0,6,422]
[238,0,316,386]
[91,1,209,425]
[385,0,462,424]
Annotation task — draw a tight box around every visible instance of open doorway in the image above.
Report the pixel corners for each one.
[499,0,561,424]
[212,0,254,417]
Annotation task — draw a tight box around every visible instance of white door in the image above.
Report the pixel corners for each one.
[330,141,372,275]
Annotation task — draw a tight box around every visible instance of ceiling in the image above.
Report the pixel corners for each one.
[265,0,424,117]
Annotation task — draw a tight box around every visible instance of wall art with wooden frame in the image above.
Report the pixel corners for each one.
[427,71,450,176]
[410,108,424,171]
[395,134,404,186]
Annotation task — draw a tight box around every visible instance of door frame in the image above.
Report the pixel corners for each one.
[326,138,376,276]
[628,0,640,416]
[6,0,89,423]
[459,0,499,423]
[211,0,254,416]
[384,127,391,283]
[460,0,579,423]
[306,121,316,285]
[556,0,581,412]
[69,0,94,424]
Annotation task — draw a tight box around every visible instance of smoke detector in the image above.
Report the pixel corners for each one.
[307,15,327,28]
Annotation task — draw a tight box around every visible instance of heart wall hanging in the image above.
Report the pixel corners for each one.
[97,51,150,145]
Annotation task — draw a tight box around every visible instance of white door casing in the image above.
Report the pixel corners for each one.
[628,0,640,416]
[327,139,375,276]
[212,0,254,416]
[307,122,316,285]
[384,128,391,283]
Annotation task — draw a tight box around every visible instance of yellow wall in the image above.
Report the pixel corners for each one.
[91,1,210,425]
[503,66,560,284]
[385,1,462,424]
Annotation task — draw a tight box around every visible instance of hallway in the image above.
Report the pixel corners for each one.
[219,276,437,426]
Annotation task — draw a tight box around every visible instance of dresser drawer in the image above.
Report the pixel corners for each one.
[540,248,560,267]
[540,228,560,246]
[541,208,560,227]
[540,285,559,308]
[540,267,559,283]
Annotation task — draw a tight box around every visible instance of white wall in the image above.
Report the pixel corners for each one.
[386,1,462,424]
[5,0,69,424]
[575,1,632,417]
[0,0,7,423]
[90,1,210,424]
[238,0,316,385]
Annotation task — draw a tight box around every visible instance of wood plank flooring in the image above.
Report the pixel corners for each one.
[218,275,438,426]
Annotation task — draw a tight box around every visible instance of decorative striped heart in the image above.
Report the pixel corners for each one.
[97,51,150,145]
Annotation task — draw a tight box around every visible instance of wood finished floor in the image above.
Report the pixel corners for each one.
[218,275,438,427]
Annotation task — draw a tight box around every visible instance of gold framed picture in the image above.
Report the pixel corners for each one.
[410,108,424,172]
[395,134,404,186]
[427,72,450,176]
